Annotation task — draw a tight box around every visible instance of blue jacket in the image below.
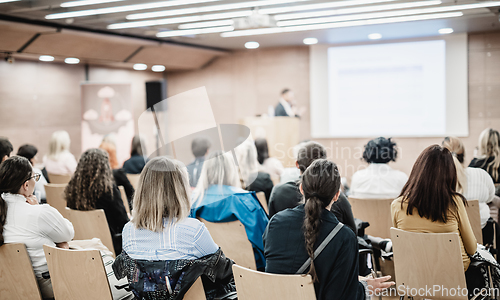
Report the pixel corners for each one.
[190,185,269,269]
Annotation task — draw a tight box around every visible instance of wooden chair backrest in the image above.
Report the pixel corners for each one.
[45,183,68,218]
[465,199,483,244]
[256,192,268,214]
[232,264,315,300]
[118,186,131,216]
[65,208,115,256]
[125,174,140,190]
[198,218,256,270]
[349,197,394,238]
[47,173,72,184]
[183,277,206,300]
[43,245,113,300]
[391,228,467,300]
[0,243,42,300]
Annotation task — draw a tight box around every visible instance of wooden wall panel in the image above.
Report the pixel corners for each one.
[0,60,163,162]
[167,33,500,179]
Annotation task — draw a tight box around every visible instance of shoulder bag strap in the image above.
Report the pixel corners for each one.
[296,222,344,274]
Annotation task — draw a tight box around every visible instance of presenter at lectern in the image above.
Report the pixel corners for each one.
[274,88,305,118]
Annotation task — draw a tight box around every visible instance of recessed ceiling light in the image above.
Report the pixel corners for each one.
[303,37,318,45]
[439,27,453,34]
[64,57,80,64]
[245,41,260,49]
[368,33,382,39]
[39,55,55,62]
[133,63,147,70]
[152,65,166,72]
[60,0,124,7]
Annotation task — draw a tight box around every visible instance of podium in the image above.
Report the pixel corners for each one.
[240,116,300,168]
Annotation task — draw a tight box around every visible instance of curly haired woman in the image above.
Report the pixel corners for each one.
[65,148,129,253]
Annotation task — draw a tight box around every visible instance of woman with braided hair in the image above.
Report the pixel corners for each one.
[263,159,393,300]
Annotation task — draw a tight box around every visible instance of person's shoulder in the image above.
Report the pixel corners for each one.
[391,196,403,208]
[469,157,484,167]
[466,166,491,179]
[271,205,304,222]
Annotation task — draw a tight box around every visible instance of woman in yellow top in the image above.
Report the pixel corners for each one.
[391,145,479,295]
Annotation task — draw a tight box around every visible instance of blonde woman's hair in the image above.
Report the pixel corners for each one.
[192,151,240,206]
[234,138,259,187]
[477,128,500,181]
[132,156,191,232]
[442,136,467,194]
[48,130,71,160]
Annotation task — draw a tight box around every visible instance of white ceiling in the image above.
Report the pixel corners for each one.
[1,0,500,50]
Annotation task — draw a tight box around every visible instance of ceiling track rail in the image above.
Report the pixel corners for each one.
[0,14,231,53]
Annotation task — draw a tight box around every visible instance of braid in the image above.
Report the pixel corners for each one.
[303,196,323,282]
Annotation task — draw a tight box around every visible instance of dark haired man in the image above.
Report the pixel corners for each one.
[0,138,13,162]
[350,137,408,199]
[274,88,305,118]
[267,141,356,234]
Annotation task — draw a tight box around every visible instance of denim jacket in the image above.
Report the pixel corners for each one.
[112,248,236,300]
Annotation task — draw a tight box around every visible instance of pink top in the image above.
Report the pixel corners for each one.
[43,152,77,175]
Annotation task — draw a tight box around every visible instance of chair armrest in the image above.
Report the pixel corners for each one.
[359,249,374,255]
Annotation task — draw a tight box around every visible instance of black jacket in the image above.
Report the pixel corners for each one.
[246,172,274,203]
[263,205,365,300]
[113,248,236,300]
[112,168,135,210]
[95,185,129,254]
[268,180,356,234]
[123,155,146,174]
[469,156,500,183]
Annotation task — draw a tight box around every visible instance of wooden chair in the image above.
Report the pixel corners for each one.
[47,173,72,184]
[232,264,316,300]
[65,208,116,256]
[43,245,113,300]
[199,218,256,270]
[183,277,206,300]
[466,200,483,245]
[118,186,131,217]
[0,243,42,300]
[256,191,268,214]
[349,197,394,238]
[45,183,68,218]
[125,174,140,190]
[391,228,470,300]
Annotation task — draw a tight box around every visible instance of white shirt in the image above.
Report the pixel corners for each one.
[279,98,295,117]
[43,151,77,175]
[33,167,47,202]
[350,163,408,199]
[2,193,74,277]
[463,167,496,228]
[259,157,284,180]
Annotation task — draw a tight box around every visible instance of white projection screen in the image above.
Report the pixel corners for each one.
[309,34,468,138]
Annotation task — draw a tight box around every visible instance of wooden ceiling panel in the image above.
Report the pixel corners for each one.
[129,44,227,70]
[23,29,157,62]
[0,21,57,52]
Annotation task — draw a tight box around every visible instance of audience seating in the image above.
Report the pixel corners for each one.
[118,186,131,217]
[349,197,393,238]
[43,245,114,300]
[256,191,268,214]
[65,208,116,256]
[232,264,315,300]
[125,174,140,190]
[465,200,483,245]
[391,228,483,300]
[0,243,42,300]
[198,218,256,270]
[47,173,72,184]
[44,183,68,218]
